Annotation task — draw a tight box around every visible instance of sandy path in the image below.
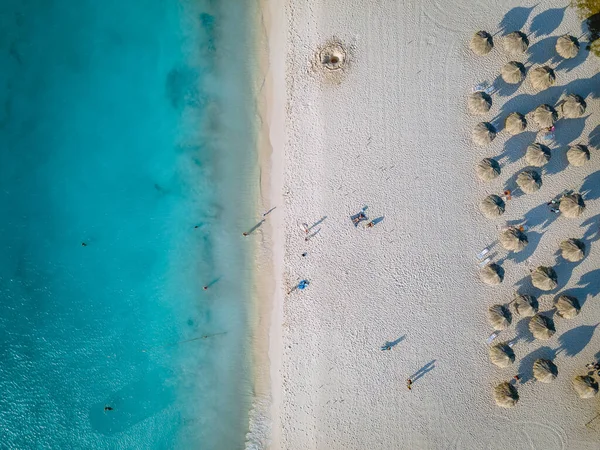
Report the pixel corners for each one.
[274,0,600,449]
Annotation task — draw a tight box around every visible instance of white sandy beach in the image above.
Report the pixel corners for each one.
[262,0,600,449]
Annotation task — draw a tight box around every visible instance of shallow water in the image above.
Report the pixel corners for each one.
[0,1,258,448]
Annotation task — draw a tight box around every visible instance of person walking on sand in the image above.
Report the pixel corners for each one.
[406,379,413,390]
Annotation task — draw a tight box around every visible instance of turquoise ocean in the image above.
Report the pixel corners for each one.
[0,1,259,448]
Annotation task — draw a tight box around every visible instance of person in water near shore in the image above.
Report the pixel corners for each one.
[242,232,248,236]
[203,286,208,290]
[81,242,87,247]
[104,406,113,411]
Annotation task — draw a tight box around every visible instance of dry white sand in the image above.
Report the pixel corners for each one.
[266,0,600,449]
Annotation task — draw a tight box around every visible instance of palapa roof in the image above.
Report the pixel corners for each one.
[556,35,580,59]
[555,295,581,319]
[489,343,515,368]
[531,266,558,291]
[513,294,538,317]
[503,31,529,54]
[560,238,585,262]
[525,143,551,167]
[468,92,492,115]
[504,112,527,135]
[470,31,494,56]
[566,144,590,167]
[530,66,556,91]
[532,104,558,129]
[500,227,528,252]
[573,375,598,399]
[476,158,501,181]
[529,314,556,340]
[472,122,497,146]
[479,195,505,218]
[559,193,585,218]
[560,94,586,118]
[494,381,519,408]
[480,263,504,285]
[533,359,558,383]
[516,170,542,194]
[501,61,526,84]
[488,304,512,330]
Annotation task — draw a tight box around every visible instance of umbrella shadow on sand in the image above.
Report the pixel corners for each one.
[527,36,559,65]
[514,317,536,345]
[496,131,537,164]
[493,75,522,97]
[556,324,599,357]
[589,125,600,149]
[499,6,536,35]
[556,45,590,73]
[582,213,600,242]
[553,116,590,149]
[506,231,543,264]
[529,6,568,38]
[522,203,559,231]
[518,346,556,384]
[581,170,600,201]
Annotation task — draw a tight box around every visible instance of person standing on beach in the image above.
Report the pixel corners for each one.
[406,379,413,390]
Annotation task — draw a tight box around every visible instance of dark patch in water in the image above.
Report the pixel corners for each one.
[165,67,203,110]
[199,13,216,54]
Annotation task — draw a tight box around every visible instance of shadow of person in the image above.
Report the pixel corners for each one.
[89,362,175,435]
[518,346,556,383]
[556,324,599,357]
[381,334,405,350]
[581,170,600,201]
[530,6,568,37]
[410,359,436,382]
[499,6,536,35]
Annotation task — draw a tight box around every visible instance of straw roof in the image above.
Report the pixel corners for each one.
[560,94,586,118]
[479,195,505,218]
[560,238,585,262]
[529,314,556,340]
[489,343,515,368]
[488,304,512,330]
[480,263,504,285]
[470,31,494,56]
[472,122,497,146]
[573,375,598,399]
[468,91,492,115]
[531,266,558,291]
[556,35,580,59]
[532,104,558,129]
[503,31,529,54]
[501,61,526,84]
[504,112,527,135]
[555,295,581,319]
[533,359,558,383]
[476,158,501,181]
[525,143,551,167]
[494,382,519,408]
[500,227,528,252]
[530,66,556,91]
[566,144,590,167]
[513,294,538,317]
[516,170,542,194]
[559,193,585,218]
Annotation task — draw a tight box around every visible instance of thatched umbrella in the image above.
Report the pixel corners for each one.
[468,92,492,115]
[480,263,504,285]
[573,375,598,399]
[529,314,556,340]
[556,35,580,59]
[531,266,558,291]
[503,31,529,54]
[532,104,558,129]
[489,343,515,368]
[516,170,542,194]
[494,382,519,408]
[488,304,512,330]
[560,94,586,118]
[560,238,585,262]
[470,31,494,56]
[476,158,501,181]
[559,193,585,218]
[566,144,590,167]
[501,61,526,84]
[533,359,558,383]
[555,295,581,319]
[504,112,527,135]
[480,195,505,218]
[530,66,556,91]
[500,227,528,252]
[513,294,538,317]
[472,122,497,146]
[525,143,551,167]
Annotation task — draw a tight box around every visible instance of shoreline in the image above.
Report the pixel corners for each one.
[245,0,285,448]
